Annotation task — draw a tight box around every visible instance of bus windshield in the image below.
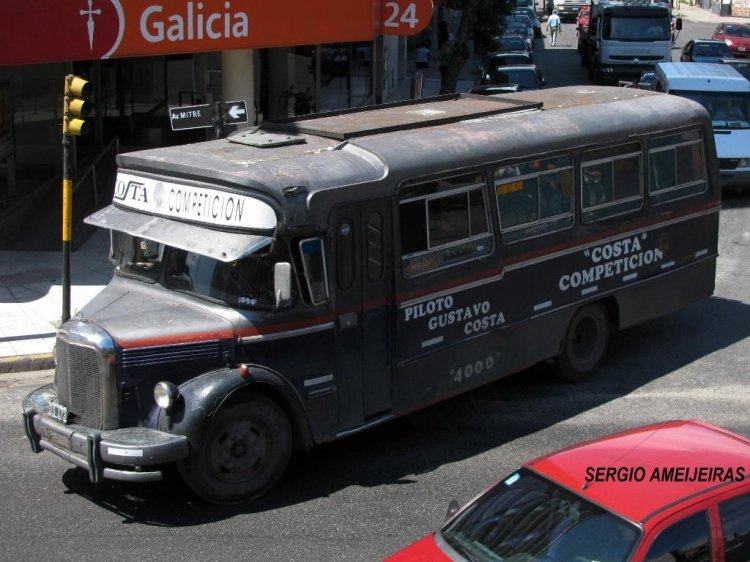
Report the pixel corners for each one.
[440,469,640,562]
[603,15,671,41]
[114,234,277,309]
[672,90,750,130]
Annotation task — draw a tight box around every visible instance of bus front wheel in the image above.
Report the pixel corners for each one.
[177,394,292,505]
[553,303,610,382]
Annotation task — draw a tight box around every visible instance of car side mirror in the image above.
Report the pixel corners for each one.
[675,17,682,31]
[445,499,461,521]
[274,262,292,307]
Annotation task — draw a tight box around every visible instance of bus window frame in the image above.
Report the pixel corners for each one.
[494,154,576,245]
[299,237,330,306]
[581,143,644,224]
[647,130,708,205]
[398,172,494,278]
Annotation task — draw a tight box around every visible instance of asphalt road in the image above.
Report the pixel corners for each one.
[1,21,748,562]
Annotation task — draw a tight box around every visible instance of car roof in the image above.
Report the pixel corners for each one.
[525,420,750,523]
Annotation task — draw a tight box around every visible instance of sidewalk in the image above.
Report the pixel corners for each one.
[0,229,112,373]
[386,47,484,103]
[675,1,748,23]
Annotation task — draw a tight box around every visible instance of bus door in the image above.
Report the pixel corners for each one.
[331,200,392,430]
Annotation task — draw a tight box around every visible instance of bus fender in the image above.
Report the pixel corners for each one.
[157,366,313,451]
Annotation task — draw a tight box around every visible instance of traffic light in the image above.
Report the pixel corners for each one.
[63,74,91,136]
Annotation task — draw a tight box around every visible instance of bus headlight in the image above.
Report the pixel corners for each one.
[737,158,750,168]
[154,382,179,409]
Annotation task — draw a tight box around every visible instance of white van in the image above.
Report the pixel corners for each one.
[652,62,750,190]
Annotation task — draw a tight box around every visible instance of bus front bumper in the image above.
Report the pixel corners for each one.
[22,384,189,483]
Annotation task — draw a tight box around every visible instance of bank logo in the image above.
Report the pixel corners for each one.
[73,0,124,59]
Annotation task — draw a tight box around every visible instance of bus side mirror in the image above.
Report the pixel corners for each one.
[675,17,682,31]
[274,262,292,307]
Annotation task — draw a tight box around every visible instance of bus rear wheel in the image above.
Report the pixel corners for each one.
[553,303,610,383]
[177,395,292,505]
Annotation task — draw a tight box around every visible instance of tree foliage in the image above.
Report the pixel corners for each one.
[439,0,512,94]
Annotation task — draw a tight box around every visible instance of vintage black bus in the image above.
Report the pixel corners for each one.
[23,86,721,504]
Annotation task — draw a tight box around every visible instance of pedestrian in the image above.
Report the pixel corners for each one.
[439,41,452,82]
[547,10,561,46]
[416,43,430,75]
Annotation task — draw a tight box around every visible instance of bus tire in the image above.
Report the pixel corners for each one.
[553,303,609,383]
[177,395,292,505]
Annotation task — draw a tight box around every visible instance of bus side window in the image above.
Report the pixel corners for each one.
[581,143,643,223]
[299,237,329,305]
[495,155,574,244]
[399,172,493,277]
[648,130,707,203]
[336,218,356,290]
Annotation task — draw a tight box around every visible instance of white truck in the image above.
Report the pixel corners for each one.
[578,0,677,85]
[553,0,589,21]
[652,62,750,191]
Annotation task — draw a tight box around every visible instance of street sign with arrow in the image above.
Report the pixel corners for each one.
[225,100,249,125]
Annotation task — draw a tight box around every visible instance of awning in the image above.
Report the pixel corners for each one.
[85,205,272,262]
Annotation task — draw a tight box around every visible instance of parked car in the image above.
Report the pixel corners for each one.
[471,64,547,92]
[479,51,534,83]
[681,39,733,63]
[491,35,531,53]
[712,23,750,58]
[387,420,750,562]
[503,23,534,50]
[513,7,542,38]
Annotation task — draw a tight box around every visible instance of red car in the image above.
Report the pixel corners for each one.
[576,5,590,31]
[711,22,750,58]
[387,420,750,562]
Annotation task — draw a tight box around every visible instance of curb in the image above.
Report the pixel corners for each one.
[0,353,55,374]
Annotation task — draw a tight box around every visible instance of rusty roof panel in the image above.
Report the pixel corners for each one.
[261,93,542,140]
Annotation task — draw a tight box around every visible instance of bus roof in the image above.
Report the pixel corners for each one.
[115,86,710,227]
[656,62,750,92]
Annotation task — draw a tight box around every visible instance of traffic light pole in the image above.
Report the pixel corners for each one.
[61,133,72,322]
[60,74,90,323]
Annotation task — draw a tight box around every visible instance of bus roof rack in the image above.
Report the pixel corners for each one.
[258,93,543,141]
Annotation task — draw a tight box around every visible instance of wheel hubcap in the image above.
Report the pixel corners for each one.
[210,421,266,481]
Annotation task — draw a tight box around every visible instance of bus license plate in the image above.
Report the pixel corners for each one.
[48,402,69,424]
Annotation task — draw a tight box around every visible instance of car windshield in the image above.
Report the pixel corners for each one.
[114,233,278,309]
[603,15,671,40]
[726,25,750,37]
[490,69,539,89]
[673,90,750,129]
[441,469,640,562]
[694,43,732,57]
[489,56,529,69]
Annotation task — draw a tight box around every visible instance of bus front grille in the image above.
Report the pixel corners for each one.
[54,323,118,430]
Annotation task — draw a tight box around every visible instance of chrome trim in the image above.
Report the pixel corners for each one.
[56,321,118,430]
[239,321,335,343]
[336,414,394,439]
